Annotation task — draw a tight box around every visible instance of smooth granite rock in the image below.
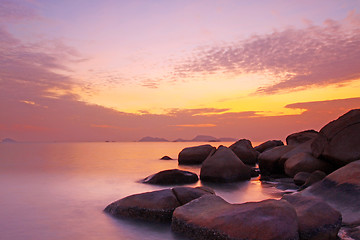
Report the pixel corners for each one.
[282,194,342,240]
[311,109,360,166]
[229,139,259,165]
[142,169,198,185]
[178,144,215,165]
[200,146,251,182]
[254,140,284,153]
[172,195,299,240]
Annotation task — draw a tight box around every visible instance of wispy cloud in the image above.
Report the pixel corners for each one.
[170,12,360,94]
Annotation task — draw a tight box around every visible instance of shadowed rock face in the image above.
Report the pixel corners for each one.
[286,130,319,146]
[172,195,299,240]
[254,140,284,153]
[282,194,342,240]
[294,172,311,186]
[301,160,360,226]
[229,139,259,165]
[284,152,333,177]
[104,187,213,223]
[311,109,360,166]
[178,144,215,165]
[258,145,295,175]
[200,146,251,183]
[142,169,198,185]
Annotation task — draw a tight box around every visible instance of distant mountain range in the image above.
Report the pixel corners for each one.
[1,138,17,143]
[138,135,237,142]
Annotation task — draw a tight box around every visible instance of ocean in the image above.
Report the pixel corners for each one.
[0,142,283,240]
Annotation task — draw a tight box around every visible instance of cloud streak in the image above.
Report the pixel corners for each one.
[171,12,360,94]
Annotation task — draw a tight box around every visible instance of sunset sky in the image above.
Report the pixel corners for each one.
[1,0,360,142]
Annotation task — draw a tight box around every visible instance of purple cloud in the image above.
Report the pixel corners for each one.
[172,13,360,94]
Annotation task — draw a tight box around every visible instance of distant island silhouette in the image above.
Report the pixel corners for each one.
[138,135,237,142]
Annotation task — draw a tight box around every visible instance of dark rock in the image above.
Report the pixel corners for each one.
[254,140,284,153]
[142,169,198,185]
[311,109,360,166]
[172,195,299,240]
[284,152,333,177]
[258,145,295,175]
[300,170,326,189]
[104,189,180,222]
[104,187,214,223]
[229,139,259,165]
[200,146,251,182]
[293,172,311,186]
[178,144,215,165]
[286,130,319,146]
[282,194,342,240]
[172,187,214,205]
[160,155,173,160]
[280,140,314,162]
[301,160,360,226]
[250,167,260,178]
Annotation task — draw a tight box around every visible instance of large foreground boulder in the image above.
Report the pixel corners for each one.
[282,194,342,240]
[142,169,198,185]
[172,195,299,240]
[104,187,213,222]
[311,109,360,166]
[286,130,319,146]
[254,140,284,153]
[284,152,333,177]
[178,144,215,165]
[200,146,251,182]
[301,160,360,226]
[229,139,259,165]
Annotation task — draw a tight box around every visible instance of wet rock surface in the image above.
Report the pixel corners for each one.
[142,169,198,185]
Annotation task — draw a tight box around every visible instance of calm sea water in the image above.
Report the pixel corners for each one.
[0,142,283,240]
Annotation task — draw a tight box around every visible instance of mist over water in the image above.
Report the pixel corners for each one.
[0,142,282,240]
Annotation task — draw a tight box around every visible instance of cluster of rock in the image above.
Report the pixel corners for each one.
[105,109,360,240]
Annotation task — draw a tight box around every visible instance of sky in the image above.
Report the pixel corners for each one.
[0,0,360,142]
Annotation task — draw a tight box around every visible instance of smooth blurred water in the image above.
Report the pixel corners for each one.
[0,142,282,240]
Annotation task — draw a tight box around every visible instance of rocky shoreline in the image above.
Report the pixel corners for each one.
[104,109,360,240]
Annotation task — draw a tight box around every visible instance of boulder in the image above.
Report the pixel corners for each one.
[200,146,251,182]
[300,170,326,189]
[280,140,314,162]
[104,187,214,223]
[282,194,342,240]
[178,144,215,165]
[311,109,360,166]
[254,140,284,153]
[293,172,311,186]
[142,169,198,185]
[301,160,360,226]
[172,195,299,240]
[258,145,295,175]
[284,152,333,177]
[286,130,319,146]
[229,139,259,165]
[160,155,173,160]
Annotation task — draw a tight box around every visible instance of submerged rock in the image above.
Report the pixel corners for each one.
[172,195,299,240]
[160,155,173,160]
[282,194,342,240]
[142,169,198,185]
[200,146,251,182]
[178,144,215,165]
[254,140,284,153]
[311,109,360,166]
[104,187,214,223]
[229,139,259,165]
